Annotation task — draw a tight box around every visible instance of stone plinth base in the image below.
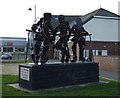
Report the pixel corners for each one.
[19,62,99,90]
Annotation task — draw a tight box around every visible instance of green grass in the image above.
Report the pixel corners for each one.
[1,75,120,97]
[1,60,32,64]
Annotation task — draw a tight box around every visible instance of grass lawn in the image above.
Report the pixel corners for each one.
[2,59,32,64]
[1,75,120,97]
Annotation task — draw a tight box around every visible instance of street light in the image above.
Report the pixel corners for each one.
[26,5,37,63]
[28,5,36,23]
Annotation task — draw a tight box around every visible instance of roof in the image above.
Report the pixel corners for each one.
[51,8,120,28]
[82,8,120,24]
[51,15,82,28]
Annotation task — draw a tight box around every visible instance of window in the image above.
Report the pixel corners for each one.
[92,49,98,56]
[83,50,89,57]
[102,49,108,56]
[0,47,1,52]
[3,47,13,52]
[15,48,24,52]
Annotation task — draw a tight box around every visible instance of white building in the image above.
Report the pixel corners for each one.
[82,8,120,42]
[0,37,26,54]
[51,8,120,59]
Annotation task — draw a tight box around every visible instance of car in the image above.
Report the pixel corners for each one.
[1,53,12,60]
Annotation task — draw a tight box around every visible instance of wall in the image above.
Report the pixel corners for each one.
[94,56,120,72]
[84,17,119,42]
[85,41,120,55]
[47,42,54,59]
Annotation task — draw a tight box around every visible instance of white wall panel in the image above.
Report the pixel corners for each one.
[84,17,119,42]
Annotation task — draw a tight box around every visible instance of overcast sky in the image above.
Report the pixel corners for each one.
[0,0,119,38]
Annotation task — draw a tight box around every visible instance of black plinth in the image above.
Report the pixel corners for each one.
[19,61,99,90]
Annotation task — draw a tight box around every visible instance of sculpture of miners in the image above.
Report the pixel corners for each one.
[54,15,70,63]
[71,17,88,62]
[31,12,54,64]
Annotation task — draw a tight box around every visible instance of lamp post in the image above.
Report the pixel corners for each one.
[25,5,37,63]
[28,5,36,23]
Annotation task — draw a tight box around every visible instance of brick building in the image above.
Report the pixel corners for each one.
[85,41,120,56]
[51,8,120,72]
[51,8,120,59]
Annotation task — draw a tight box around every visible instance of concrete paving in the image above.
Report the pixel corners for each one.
[99,70,119,81]
[1,63,19,75]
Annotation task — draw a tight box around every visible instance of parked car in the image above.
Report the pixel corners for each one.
[1,53,12,60]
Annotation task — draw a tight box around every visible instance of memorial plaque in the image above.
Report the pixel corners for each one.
[20,67,30,81]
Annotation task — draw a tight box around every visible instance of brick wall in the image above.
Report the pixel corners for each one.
[47,42,54,59]
[94,56,120,72]
[85,41,120,55]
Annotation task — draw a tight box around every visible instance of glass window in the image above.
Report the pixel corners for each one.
[83,50,89,57]
[92,49,98,56]
[102,49,108,56]
[3,47,13,52]
[15,48,24,52]
[3,48,6,52]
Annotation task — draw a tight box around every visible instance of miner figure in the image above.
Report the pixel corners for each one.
[31,13,53,64]
[40,13,53,64]
[33,17,44,64]
[31,23,38,64]
[71,17,88,62]
[54,15,70,63]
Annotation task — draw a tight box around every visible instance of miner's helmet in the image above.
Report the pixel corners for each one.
[44,12,52,20]
[75,17,82,28]
[58,15,65,22]
[31,24,37,32]
[37,17,44,27]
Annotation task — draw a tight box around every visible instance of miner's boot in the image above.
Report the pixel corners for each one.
[65,54,70,63]
[31,54,36,64]
[61,55,65,63]
[41,57,48,64]
[71,56,77,62]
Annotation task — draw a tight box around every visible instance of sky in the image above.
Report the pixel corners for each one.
[0,0,119,38]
